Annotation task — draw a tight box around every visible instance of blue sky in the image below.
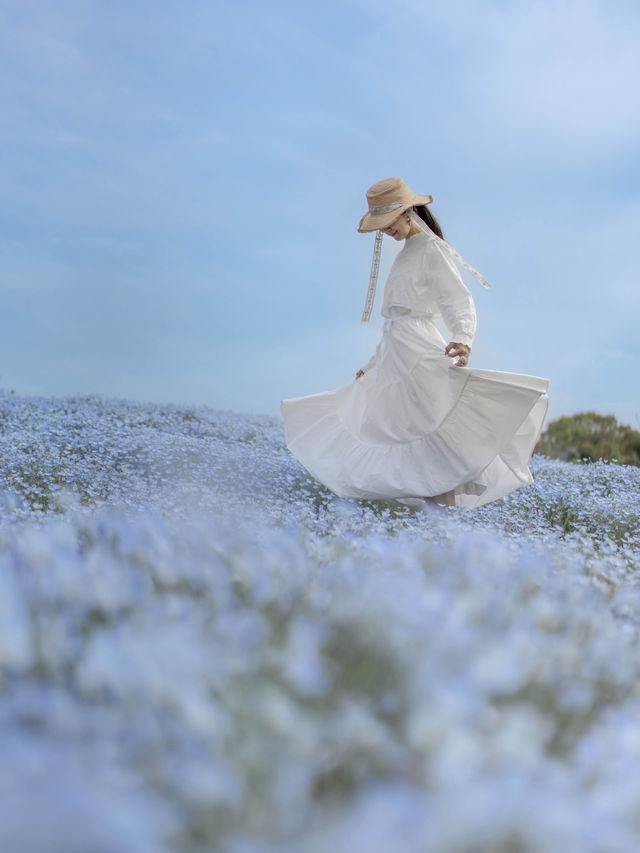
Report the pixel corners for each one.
[1,0,639,426]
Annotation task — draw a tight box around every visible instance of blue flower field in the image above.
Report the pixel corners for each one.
[0,390,639,852]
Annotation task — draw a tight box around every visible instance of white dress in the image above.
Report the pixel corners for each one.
[280,229,549,509]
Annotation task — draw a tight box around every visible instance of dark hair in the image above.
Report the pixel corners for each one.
[412,204,444,240]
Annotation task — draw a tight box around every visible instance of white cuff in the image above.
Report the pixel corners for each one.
[452,333,474,348]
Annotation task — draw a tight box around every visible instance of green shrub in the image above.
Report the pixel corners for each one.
[536,411,640,466]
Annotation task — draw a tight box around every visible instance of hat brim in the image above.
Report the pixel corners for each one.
[357,193,433,233]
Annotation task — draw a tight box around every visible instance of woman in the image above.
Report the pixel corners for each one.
[281,178,549,509]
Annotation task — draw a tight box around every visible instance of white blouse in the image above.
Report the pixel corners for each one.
[380,230,477,348]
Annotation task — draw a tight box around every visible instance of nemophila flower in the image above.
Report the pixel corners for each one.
[0,389,640,850]
[0,733,175,853]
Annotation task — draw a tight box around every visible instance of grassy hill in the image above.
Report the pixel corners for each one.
[0,390,639,852]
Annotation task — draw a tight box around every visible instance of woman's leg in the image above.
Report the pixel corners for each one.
[424,489,456,507]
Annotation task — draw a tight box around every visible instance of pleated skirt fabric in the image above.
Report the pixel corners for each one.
[281,315,549,509]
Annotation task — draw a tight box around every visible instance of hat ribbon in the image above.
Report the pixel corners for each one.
[408,210,492,292]
[369,201,405,215]
[361,230,383,321]
[361,211,491,323]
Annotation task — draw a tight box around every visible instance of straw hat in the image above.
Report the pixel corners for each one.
[357,177,433,233]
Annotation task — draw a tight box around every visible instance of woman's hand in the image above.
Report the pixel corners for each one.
[355,369,365,380]
[445,341,471,367]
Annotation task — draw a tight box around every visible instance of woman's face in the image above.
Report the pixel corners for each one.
[381,211,412,241]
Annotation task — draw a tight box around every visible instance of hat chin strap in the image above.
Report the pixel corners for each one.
[360,212,491,324]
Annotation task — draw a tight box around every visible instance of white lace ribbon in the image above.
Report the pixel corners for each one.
[361,230,383,322]
[408,210,492,292]
[369,202,405,215]
[360,212,491,323]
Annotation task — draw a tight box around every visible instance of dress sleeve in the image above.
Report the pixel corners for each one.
[424,239,477,348]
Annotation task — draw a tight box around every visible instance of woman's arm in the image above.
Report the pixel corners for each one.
[424,239,476,365]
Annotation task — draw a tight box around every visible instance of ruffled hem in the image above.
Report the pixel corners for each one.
[281,369,549,510]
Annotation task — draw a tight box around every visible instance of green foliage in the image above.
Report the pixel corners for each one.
[536,411,640,466]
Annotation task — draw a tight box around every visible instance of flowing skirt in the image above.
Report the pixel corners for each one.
[280,315,549,509]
